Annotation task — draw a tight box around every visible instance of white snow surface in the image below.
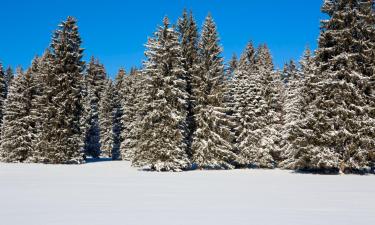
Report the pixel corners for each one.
[0,160,374,225]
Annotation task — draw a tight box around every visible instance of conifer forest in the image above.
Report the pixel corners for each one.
[1,0,375,175]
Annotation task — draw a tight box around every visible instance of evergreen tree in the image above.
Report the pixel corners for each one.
[83,57,107,158]
[99,79,115,158]
[132,17,190,171]
[223,53,238,119]
[177,9,199,157]
[232,42,276,168]
[120,68,144,161]
[28,51,53,162]
[34,17,85,164]
[226,53,238,80]
[191,14,237,169]
[257,45,284,165]
[280,60,303,162]
[4,66,14,97]
[112,68,126,160]
[0,68,33,162]
[0,63,6,130]
[284,0,375,173]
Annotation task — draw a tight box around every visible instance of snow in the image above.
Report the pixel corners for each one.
[0,160,374,225]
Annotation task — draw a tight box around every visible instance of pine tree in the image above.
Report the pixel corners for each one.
[0,68,33,162]
[191,14,237,169]
[132,17,190,171]
[28,51,53,162]
[0,63,6,130]
[223,53,238,118]
[83,57,107,158]
[120,69,143,160]
[226,53,238,80]
[99,79,115,158]
[258,45,285,166]
[4,66,14,97]
[34,17,85,164]
[284,0,375,173]
[177,9,199,157]
[232,42,275,168]
[112,68,126,160]
[280,60,303,162]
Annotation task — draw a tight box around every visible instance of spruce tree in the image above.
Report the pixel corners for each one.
[258,45,285,166]
[35,17,85,164]
[112,68,126,160]
[177,9,199,157]
[226,53,238,80]
[120,69,141,160]
[83,57,107,158]
[284,0,375,173]
[29,51,53,162]
[280,60,303,162]
[132,17,190,171]
[4,66,14,97]
[99,79,115,159]
[0,63,6,130]
[191,14,237,169]
[0,68,33,162]
[232,43,276,168]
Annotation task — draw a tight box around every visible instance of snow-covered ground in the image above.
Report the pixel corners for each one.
[0,160,374,225]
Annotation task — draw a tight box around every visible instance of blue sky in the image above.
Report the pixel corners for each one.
[0,0,324,77]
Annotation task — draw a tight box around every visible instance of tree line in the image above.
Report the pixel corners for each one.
[0,0,374,173]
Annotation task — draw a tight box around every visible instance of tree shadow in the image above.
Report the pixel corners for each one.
[85,157,113,164]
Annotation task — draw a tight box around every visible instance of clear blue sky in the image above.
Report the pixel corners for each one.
[0,0,324,77]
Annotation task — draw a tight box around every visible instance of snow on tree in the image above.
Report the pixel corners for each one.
[231,42,275,168]
[120,68,145,161]
[177,9,199,157]
[4,66,14,97]
[0,63,6,130]
[257,45,285,165]
[99,79,115,159]
[28,51,53,162]
[0,68,33,162]
[279,60,303,162]
[132,17,190,171]
[33,17,85,164]
[226,53,238,80]
[191,14,237,169]
[83,57,107,158]
[283,0,375,173]
[223,53,239,119]
[112,68,126,160]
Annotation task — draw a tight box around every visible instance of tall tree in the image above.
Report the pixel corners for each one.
[280,60,302,162]
[231,43,279,168]
[112,68,126,160]
[99,79,115,158]
[0,68,33,162]
[35,17,85,164]
[177,9,199,157]
[258,45,285,165]
[120,68,145,161]
[226,53,238,80]
[83,57,107,158]
[4,66,14,97]
[0,63,6,130]
[284,0,375,173]
[191,14,237,169]
[132,17,190,171]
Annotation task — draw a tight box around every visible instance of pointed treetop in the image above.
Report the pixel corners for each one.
[163,16,170,27]
[256,44,274,71]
